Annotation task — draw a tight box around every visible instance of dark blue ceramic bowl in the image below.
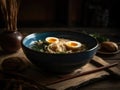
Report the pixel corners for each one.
[22,31,99,74]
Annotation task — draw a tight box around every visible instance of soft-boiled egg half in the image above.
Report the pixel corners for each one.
[65,41,82,50]
[45,37,59,44]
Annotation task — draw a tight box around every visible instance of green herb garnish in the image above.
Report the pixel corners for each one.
[89,33,109,43]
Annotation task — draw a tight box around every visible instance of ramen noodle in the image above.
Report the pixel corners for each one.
[30,37,87,54]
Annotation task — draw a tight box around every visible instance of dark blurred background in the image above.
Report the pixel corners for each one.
[0,0,120,28]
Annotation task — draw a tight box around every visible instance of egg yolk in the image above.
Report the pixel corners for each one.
[46,37,59,44]
[48,38,57,43]
[65,41,82,49]
[68,42,78,47]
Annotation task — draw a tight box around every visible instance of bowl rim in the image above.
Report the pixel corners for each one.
[21,31,99,55]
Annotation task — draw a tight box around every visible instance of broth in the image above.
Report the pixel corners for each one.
[30,37,87,54]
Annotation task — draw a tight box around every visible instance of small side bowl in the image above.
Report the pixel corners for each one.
[21,31,99,74]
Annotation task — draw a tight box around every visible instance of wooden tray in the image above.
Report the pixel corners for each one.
[0,49,120,90]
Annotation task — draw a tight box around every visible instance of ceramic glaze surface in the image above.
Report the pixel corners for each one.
[22,31,99,74]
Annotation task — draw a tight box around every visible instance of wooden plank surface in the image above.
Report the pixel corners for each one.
[0,49,120,90]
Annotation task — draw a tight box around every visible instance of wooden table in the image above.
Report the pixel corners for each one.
[0,28,120,90]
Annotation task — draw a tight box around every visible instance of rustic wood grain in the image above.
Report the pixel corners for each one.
[0,49,120,90]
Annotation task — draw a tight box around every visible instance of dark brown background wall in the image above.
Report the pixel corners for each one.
[17,0,83,27]
[18,0,55,24]
[0,0,120,28]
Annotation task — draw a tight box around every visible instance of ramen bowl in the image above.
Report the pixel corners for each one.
[22,31,99,74]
